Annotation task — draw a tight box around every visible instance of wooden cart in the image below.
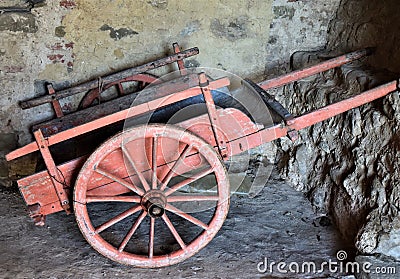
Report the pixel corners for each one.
[5,44,398,267]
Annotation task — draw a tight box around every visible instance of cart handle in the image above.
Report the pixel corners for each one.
[258,48,374,90]
[228,80,398,156]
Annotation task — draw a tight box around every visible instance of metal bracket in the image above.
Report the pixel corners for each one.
[244,78,299,141]
[33,129,71,214]
[198,73,228,158]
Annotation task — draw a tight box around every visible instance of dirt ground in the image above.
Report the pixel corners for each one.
[0,172,352,279]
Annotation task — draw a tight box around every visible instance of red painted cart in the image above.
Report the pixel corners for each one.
[5,44,398,267]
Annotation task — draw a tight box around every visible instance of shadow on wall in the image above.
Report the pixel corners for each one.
[327,0,400,74]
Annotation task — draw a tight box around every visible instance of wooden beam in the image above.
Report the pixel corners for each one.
[6,77,230,161]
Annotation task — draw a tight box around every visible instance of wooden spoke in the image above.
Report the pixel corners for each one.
[86,196,141,203]
[117,83,124,95]
[165,204,209,230]
[167,195,219,203]
[95,167,145,196]
[149,218,155,258]
[118,211,147,252]
[162,214,186,249]
[74,124,230,267]
[159,144,193,191]
[122,146,151,192]
[151,136,158,189]
[95,205,141,234]
[164,167,214,196]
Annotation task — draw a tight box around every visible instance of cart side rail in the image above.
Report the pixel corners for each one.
[6,76,230,161]
[32,73,200,136]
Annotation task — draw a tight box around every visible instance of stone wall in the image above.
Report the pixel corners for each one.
[279,0,400,261]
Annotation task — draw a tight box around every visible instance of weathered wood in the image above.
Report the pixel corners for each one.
[20,47,199,109]
[32,74,200,136]
[6,75,230,161]
[286,81,397,130]
[229,80,397,155]
[17,108,257,218]
[18,156,87,217]
[258,48,373,90]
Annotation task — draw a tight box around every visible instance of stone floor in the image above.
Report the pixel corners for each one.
[0,172,355,279]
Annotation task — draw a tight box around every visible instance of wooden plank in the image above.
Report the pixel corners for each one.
[33,130,71,212]
[6,76,230,161]
[85,108,259,197]
[18,156,86,215]
[19,47,200,109]
[32,73,200,136]
[229,80,398,155]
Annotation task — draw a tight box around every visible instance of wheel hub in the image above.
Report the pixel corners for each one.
[141,190,167,218]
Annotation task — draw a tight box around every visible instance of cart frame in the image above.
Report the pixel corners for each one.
[5,43,398,266]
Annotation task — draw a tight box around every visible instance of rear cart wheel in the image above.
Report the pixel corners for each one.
[74,124,230,267]
[79,73,157,108]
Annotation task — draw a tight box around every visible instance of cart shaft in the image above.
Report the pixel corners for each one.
[259,48,373,90]
[229,80,398,155]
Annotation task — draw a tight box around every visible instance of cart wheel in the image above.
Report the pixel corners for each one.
[74,124,230,267]
[79,73,158,109]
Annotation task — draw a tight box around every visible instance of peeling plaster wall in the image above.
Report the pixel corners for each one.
[265,0,340,77]
[0,1,341,185]
[1,0,274,148]
[49,0,276,80]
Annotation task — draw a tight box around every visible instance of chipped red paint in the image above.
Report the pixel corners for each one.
[49,43,63,50]
[33,130,71,214]
[65,42,74,49]
[79,73,157,109]
[18,156,86,217]
[47,84,64,118]
[19,46,200,109]
[74,124,230,267]
[60,0,76,9]
[6,76,230,160]
[3,66,24,73]
[48,42,74,50]
[4,45,397,268]
[47,54,64,63]
[258,48,373,90]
